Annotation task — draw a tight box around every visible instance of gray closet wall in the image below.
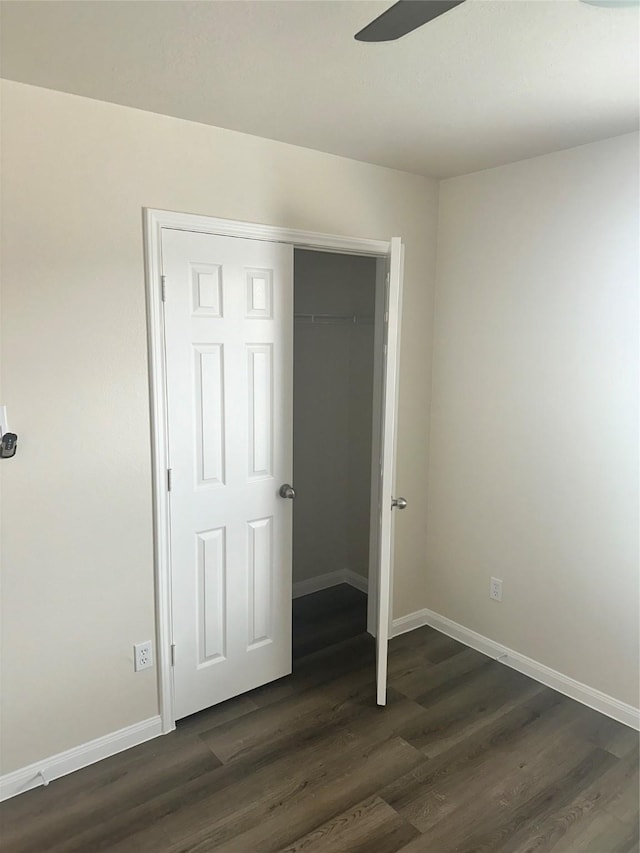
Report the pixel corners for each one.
[293,249,377,587]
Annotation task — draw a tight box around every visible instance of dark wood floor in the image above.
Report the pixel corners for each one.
[292,583,368,660]
[1,585,638,852]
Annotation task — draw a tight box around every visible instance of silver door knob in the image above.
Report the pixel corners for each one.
[391,496,407,510]
[279,484,296,499]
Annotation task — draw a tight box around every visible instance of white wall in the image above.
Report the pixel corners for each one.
[0,81,439,774]
[427,133,639,707]
[292,250,376,586]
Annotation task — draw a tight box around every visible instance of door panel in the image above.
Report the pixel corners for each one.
[376,237,404,706]
[162,228,293,720]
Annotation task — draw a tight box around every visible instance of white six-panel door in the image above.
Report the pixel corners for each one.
[162,228,294,720]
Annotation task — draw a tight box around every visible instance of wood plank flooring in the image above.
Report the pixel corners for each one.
[1,586,637,852]
[292,584,368,660]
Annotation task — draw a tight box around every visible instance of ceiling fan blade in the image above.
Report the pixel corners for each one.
[355,0,466,42]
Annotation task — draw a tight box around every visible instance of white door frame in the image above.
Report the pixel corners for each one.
[144,208,398,732]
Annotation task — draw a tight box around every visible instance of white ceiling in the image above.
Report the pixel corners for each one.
[1,0,638,178]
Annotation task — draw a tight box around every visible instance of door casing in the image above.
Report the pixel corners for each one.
[144,208,400,732]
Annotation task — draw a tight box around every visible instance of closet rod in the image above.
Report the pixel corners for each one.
[294,313,374,325]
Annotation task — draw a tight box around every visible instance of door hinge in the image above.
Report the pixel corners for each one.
[167,468,172,491]
[161,275,167,302]
[170,644,176,666]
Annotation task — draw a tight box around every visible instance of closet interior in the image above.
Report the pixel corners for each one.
[292,249,378,660]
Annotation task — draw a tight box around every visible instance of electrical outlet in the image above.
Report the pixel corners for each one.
[489,577,503,602]
[134,641,153,672]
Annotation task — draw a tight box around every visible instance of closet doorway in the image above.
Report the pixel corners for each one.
[292,250,378,660]
[145,210,404,732]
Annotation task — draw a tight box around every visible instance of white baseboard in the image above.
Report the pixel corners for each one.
[391,608,640,731]
[0,715,163,802]
[293,568,369,599]
[342,569,369,594]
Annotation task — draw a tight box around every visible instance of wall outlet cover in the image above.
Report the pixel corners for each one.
[490,577,503,602]
[134,641,153,672]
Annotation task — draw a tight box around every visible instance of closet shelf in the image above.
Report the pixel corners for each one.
[294,313,374,326]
